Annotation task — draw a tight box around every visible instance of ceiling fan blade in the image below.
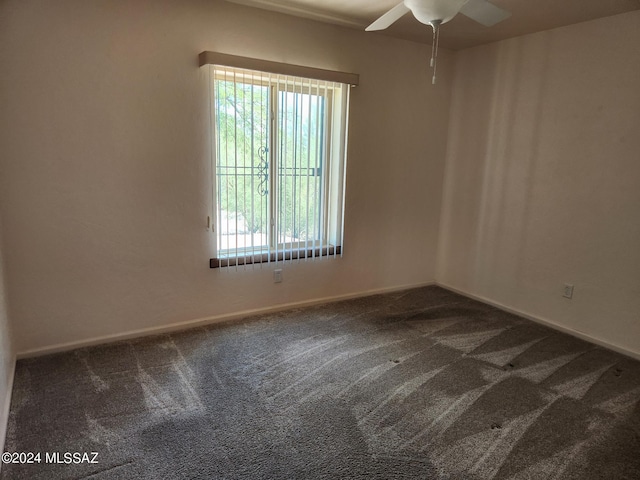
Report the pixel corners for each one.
[459,0,511,26]
[365,2,411,31]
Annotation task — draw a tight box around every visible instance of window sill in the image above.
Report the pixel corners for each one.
[210,245,341,268]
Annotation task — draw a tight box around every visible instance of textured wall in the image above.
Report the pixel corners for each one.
[437,11,640,355]
[0,0,453,353]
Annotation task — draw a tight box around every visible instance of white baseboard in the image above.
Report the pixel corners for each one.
[0,354,16,463]
[437,282,640,361]
[17,281,435,359]
[16,280,640,362]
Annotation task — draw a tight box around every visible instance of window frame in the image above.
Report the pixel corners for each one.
[202,53,357,269]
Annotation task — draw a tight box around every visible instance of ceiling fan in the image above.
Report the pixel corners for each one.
[366,0,511,83]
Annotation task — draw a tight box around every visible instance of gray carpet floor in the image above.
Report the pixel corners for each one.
[2,286,640,479]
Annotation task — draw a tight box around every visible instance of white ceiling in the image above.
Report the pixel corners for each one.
[225,0,640,50]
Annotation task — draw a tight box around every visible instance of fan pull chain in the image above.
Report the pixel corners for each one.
[429,20,441,85]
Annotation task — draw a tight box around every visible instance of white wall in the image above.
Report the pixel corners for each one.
[0,214,15,455]
[0,0,453,354]
[437,11,640,356]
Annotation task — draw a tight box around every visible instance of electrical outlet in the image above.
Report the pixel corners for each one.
[274,269,283,283]
[563,284,574,299]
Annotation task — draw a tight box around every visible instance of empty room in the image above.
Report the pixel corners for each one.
[1,0,639,478]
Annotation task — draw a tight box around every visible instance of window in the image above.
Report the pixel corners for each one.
[203,54,356,268]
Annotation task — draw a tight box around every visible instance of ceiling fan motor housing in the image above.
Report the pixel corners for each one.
[405,0,469,25]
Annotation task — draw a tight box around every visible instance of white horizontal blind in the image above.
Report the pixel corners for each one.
[210,65,350,269]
